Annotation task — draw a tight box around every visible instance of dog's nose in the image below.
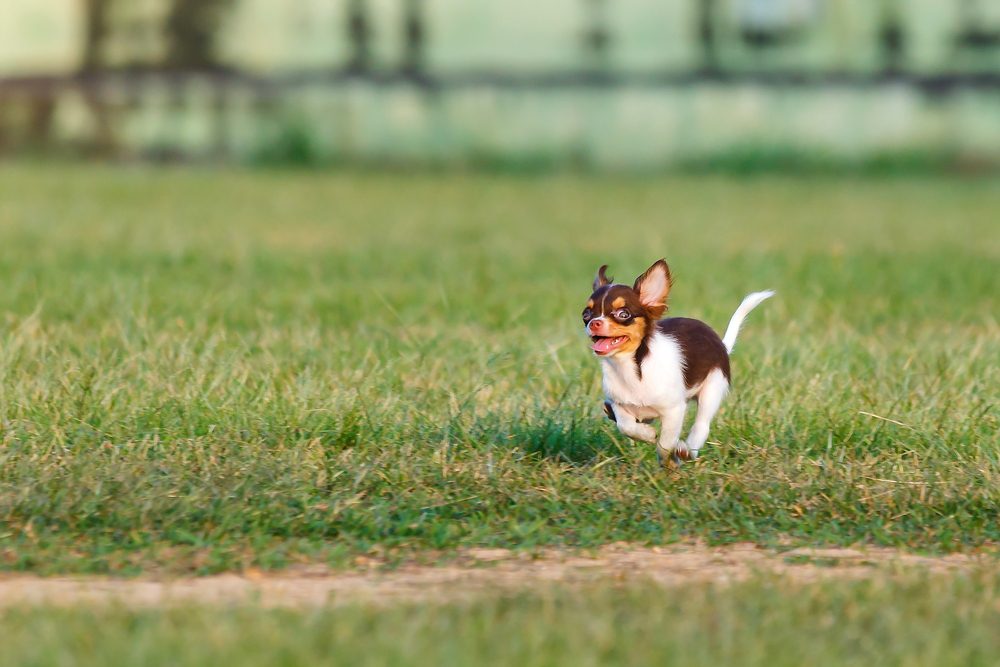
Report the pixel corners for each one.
[588,318,605,333]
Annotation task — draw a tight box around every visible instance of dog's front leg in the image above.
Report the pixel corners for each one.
[608,402,656,444]
[655,402,688,465]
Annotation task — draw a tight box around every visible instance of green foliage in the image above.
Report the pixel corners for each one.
[252,117,326,167]
[0,166,996,573]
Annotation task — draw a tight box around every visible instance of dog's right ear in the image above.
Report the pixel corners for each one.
[593,264,611,291]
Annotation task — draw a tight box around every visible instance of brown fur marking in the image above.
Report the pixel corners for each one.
[656,318,731,388]
[593,265,611,291]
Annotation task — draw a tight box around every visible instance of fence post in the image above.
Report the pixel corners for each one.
[879,0,904,74]
[346,0,371,73]
[582,0,611,74]
[164,0,234,69]
[698,0,719,74]
[81,0,111,72]
[402,0,426,78]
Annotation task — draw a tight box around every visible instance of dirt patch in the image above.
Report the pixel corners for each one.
[0,543,994,608]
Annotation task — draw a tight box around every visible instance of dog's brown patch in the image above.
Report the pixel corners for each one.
[585,286,642,323]
[593,265,611,291]
[657,318,731,389]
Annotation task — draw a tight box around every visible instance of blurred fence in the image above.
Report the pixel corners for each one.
[2,0,1000,166]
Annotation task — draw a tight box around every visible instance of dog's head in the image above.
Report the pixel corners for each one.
[582,259,672,357]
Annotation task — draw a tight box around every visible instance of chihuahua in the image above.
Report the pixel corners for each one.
[583,259,773,465]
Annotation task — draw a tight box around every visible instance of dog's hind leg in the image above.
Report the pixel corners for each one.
[685,368,730,459]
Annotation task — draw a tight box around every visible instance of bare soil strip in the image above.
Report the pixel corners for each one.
[0,544,994,608]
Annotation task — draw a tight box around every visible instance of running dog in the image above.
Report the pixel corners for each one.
[583,259,773,465]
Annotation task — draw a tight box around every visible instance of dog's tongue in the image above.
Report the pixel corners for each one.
[592,337,619,354]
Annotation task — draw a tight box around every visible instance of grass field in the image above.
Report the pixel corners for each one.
[0,166,997,574]
[2,571,999,667]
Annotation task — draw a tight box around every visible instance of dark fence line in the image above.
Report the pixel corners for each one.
[4,69,1000,97]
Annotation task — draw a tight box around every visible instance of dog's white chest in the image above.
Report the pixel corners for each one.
[600,333,686,410]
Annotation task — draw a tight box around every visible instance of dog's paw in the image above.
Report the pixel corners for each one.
[674,441,696,462]
[656,447,680,468]
[657,441,695,467]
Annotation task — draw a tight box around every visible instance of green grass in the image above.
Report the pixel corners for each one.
[2,572,999,667]
[0,166,997,573]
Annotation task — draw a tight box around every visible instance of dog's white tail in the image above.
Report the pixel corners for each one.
[722,290,775,353]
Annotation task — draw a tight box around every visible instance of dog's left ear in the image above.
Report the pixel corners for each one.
[633,259,672,318]
[593,264,611,291]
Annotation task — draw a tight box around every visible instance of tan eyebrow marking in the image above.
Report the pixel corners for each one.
[612,297,625,309]
[587,299,594,309]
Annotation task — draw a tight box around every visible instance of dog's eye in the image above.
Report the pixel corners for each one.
[582,308,593,322]
[614,309,631,321]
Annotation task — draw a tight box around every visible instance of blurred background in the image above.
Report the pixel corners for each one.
[2,0,1000,169]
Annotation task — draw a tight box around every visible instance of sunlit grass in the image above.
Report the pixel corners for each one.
[0,166,997,573]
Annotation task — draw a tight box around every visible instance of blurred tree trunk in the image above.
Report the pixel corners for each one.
[165,0,235,69]
[80,0,115,154]
[81,0,110,71]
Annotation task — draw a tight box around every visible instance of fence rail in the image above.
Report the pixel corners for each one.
[2,1,999,162]
[4,68,1000,96]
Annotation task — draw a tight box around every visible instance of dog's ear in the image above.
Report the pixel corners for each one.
[633,259,671,318]
[593,264,611,291]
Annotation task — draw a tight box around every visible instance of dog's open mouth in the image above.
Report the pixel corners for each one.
[591,335,628,355]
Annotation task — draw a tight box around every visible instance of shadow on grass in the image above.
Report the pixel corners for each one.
[472,409,626,464]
